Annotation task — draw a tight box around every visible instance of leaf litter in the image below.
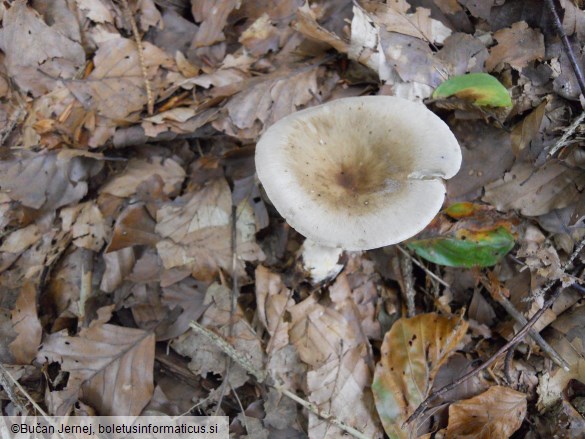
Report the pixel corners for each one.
[1,0,585,438]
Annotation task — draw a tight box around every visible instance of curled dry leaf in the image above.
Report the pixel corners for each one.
[36,322,155,416]
[106,203,159,253]
[444,386,527,439]
[372,313,468,438]
[255,266,294,354]
[359,0,452,45]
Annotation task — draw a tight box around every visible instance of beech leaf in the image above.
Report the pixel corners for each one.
[372,313,468,438]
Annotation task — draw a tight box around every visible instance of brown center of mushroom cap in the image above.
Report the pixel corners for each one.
[286,111,415,214]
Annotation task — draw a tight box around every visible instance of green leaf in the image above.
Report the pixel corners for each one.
[407,226,515,267]
[433,73,512,107]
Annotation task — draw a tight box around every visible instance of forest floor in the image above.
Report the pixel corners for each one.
[0,0,584,438]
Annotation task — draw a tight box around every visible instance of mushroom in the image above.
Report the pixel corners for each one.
[255,96,462,251]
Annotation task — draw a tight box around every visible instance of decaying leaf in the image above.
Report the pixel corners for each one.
[443,386,527,439]
[372,313,468,438]
[36,321,155,415]
[213,65,323,139]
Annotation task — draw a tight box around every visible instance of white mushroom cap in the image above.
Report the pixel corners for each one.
[255,96,462,251]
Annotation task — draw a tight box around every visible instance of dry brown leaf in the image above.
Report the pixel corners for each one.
[360,0,452,45]
[75,0,116,24]
[0,0,85,96]
[191,0,239,48]
[67,38,171,120]
[60,202,108,251]
[157,278,207,340]
[444,386,527,439]
[0,224,41,254]
[447,120,515,202]
[9,282,42,364]
[263,387,298,430]
[516,225,572,288]
[329,254,382,340]
[36,322,155,415]
[100,157,185,198]
[288,295,382,438]
[155,178,264,281]
[44,248,86,322]
[308,344,382,438]
[0,151,103,212]
[171,283,264,389]
[106,203,159,253]
[372,313,468,438]
[294,4,349,53]
[483,161,585,216]
[458,0,496,20]
[213,65,322,139]
[99,247,136,293]
[486,21,545,72]
[538,307,585,411]
[240,13,281,56]
[511,100,547,158]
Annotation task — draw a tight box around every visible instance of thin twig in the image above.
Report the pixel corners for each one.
[547,110,585,157]
[0,105,23,147]
[495,292,569,371]
[396,245,450,288]
[188,321,370,439]
[479,274,570,371]
[544,0,585,100]
[0,363,64,437]
[120,0,154,115]
[399,252,416,317]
